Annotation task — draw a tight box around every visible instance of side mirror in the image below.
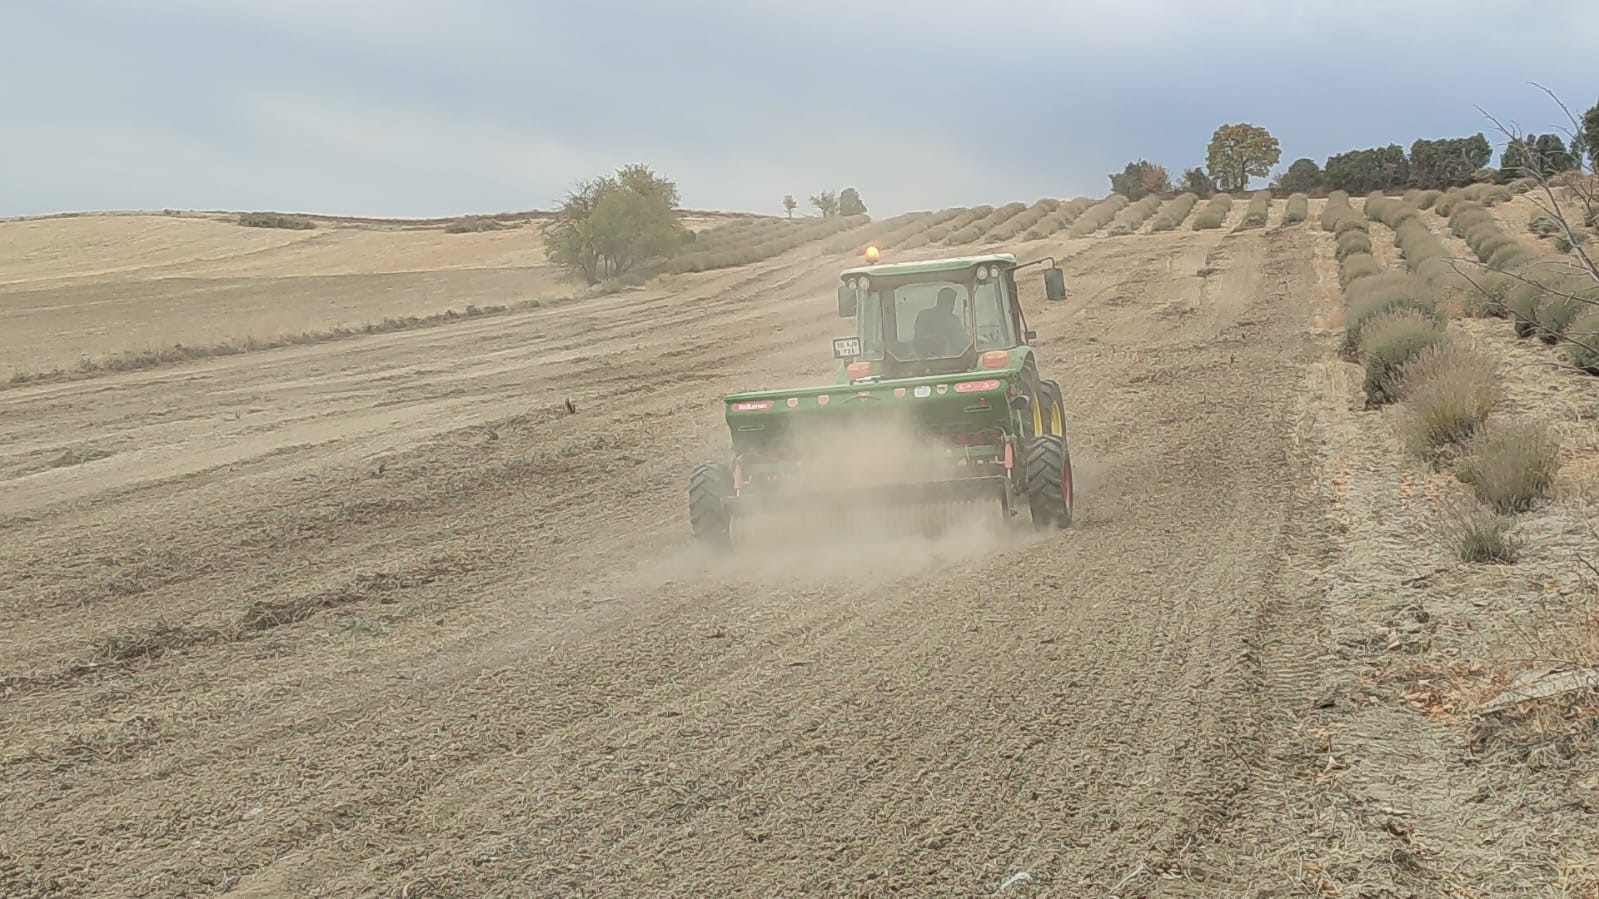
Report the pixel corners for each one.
[837,285,858,317]
[1043,266,1067,302]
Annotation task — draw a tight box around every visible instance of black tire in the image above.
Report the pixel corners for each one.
[689,462,733,546]
[1025,435,1074,529]
[1037,379,1067,438]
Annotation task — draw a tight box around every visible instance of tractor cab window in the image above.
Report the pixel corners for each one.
[887,281,972,361]
[973,278,1015,349]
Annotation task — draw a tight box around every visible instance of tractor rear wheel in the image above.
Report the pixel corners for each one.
[1025,434,1074,529]
[1038,379,1067,438]
[689,462,733,546]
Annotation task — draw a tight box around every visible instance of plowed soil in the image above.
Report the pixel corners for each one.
[6,207,1569,897]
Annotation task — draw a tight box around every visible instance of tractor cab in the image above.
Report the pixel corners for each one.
[833,253,1067,382]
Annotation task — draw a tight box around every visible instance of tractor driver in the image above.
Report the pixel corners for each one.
[913,287,969,356]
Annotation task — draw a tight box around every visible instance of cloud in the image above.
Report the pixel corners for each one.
[3,0,1597,217]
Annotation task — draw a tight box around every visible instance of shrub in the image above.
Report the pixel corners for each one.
[1148,193,1199,232]
[444,216,510,234]
[238,212,316,230]
[1555,230,1592,254]
[1236,191,1271,229]
[1336,229,1372,260]
[1283,193,1309,224]
[1565,312,1599,374]
[1320,191,1353,230]
[1415,190,1443,210]
[909,205,993,247]
[1105,194,1164,236]
[944,201,1028,245]
[1190,194,1233,230]
[1339,253,1383,289]
[1457,420,1561,512]
[1341,272,1442,355]
[1534,295,1583,344]
[1439,500,1520,564]
[1068,195,1132,237]
[1529,213,1562,237]
[1462,270,1515,318]
[1359,310,1451,404]
[1397,344,1501,455]
[986,200,1057,242]
[1504,281,1544,338]
[1023,197,1097,240]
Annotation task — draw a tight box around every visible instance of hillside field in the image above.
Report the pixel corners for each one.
[3,190,1598,897]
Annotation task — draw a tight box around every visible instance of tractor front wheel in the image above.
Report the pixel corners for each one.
[1025,435,1074,529]
[689,462,733,546]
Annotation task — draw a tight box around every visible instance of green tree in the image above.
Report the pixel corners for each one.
[1582,100,1599,168]
[783,195,797,218]
[810,190,838,217]
[1108,160,1171,200]
[1205,123,1281,192]
[1181,166,1216,197]
[1324,145,1409,193]
[1505,134,1579,176]
[838,187,867,216]
[1409,134,1491,188]
[542,163,686,285]
[1277,157,1323,194]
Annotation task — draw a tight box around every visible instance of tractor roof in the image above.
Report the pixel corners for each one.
[839,252,1017,280]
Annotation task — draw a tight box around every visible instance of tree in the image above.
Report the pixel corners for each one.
[1205,123,1281,192]
[1582,99,1599,168]
[810,190,838,217]
[1108,160,1171,200]
[1181,167,1216,197]
[1277,157,1323,194]
[1409,134,1491,188]
[783,195,797,218]
[1504,134,1578,176]
[838,187,867,216]
[542,163,686,285]
[1324,145,1409,193]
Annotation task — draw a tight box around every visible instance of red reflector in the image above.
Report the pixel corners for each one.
[953,379,1001,393]
[730,400,774,412]
[980,350,1010,369]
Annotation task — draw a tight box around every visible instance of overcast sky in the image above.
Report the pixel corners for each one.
[4,0,1596,219]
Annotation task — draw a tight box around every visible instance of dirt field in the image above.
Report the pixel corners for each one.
[3,200,1596,897]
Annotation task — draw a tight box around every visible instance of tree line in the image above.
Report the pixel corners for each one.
[1111,99,1598,200]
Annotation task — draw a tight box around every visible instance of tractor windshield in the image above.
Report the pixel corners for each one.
[857,275,1010,362]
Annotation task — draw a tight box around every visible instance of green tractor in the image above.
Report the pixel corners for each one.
[689,252,1074,547]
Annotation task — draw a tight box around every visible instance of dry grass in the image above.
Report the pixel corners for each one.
[1396,344,1501,458]
[1358,310,1450,405]
[1456,419,1561,513]
[1436,498,1520,564]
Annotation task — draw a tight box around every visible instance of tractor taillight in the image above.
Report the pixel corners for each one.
[847,361,874,381]
[954,379,1001,393]
[980,350,1010,369]
[730,400,774,412]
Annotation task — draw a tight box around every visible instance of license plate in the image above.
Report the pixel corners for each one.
[832,337,862,358]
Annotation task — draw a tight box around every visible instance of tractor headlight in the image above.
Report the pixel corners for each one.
[976,266,990,281]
